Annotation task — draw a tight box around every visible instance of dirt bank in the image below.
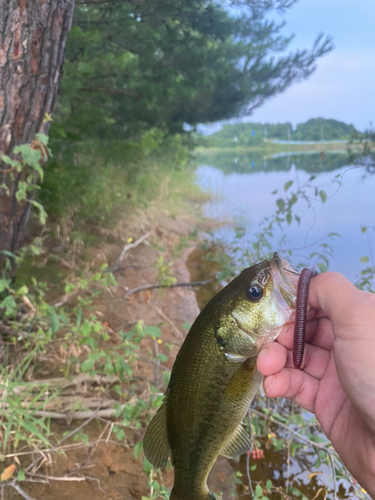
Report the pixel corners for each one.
[4,209,235,500]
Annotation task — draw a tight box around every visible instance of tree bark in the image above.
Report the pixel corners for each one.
[0,0,75,274]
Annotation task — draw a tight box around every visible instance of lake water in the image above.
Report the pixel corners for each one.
[195,150,375,285]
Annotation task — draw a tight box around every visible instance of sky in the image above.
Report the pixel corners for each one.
[240,0,375,132]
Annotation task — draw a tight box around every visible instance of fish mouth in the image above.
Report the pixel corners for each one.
[270,252,299,308]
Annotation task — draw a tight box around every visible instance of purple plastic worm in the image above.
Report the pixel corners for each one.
[293,268,318,369]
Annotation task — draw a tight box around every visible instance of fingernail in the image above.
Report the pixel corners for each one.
[258,348,268,363]
[264,375,275,396]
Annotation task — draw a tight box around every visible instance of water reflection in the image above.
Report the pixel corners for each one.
[195,151,375,283]
[200,151,349,175]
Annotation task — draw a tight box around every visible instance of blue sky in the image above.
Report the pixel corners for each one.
[245,0,375,131]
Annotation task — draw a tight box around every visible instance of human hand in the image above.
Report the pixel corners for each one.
[257,272,375,497]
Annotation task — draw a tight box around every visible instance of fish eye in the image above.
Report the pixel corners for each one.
[246,283,263,301]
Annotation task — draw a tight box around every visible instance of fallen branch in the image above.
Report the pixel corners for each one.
[123,279,213,298]
[0,397,118,413]
[28,406,126,420]
[10,374,119,395]
[155,306,185,340]
[7,481,36,500]
[112,231,153,273]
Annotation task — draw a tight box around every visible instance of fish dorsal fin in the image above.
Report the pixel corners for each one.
[220,422,251,459]
[143,401,170,468]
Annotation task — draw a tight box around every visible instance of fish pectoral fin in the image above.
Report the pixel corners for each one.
[221,423,251,459]
[143,401,170,469]
[225,356,259,401]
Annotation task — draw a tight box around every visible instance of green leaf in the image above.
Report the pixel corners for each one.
[1,155,21,169]
[17,470,26,481]
[16,285,29,296]
[81,358,96,372]
[0,295,17,316]
[286,213,292,225]
[48,309,60,334]
[115,429,126,440]
[360,256,369,263]
[144,325,161,338]
[255,485,263,497]
[0,183,10,195]
[15,181,27,202]
[143,457,153,474]
[14,144,42,169]
[284,180,293,191]
[30,200,47,225]
[0,279,10,293]
[266,479,273,492]
[276,199,284,210]
[35,133,49,145]
[0,250,16,259]
[134,440,143,459]
[319,190,327,203]
[157,353,168,362]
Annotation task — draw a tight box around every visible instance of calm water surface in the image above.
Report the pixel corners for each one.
[195,151,375,283]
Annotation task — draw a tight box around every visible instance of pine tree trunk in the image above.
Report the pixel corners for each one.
[0,0,75,275]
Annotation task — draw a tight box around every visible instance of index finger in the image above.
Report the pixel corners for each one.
[276,316,334,351]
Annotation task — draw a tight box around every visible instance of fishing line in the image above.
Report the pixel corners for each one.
[297,163,367,264]
[303,164,364,203]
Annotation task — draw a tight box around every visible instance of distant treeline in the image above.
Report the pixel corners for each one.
[206,118,360,148]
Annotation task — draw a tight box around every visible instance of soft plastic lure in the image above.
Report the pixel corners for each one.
[293,268,317,369]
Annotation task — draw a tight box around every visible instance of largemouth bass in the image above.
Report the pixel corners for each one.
[143,252,298,500]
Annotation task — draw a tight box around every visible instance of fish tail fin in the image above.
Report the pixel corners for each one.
[170,486,216,500]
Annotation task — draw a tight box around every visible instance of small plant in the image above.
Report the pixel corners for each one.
[154,255,177,287]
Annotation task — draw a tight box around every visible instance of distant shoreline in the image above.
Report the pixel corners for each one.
[196,140,364,155]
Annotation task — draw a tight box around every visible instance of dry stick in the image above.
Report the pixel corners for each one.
[5,438,125,460]
[155,306,185,340]
[24,413,99,475]
[9,373,119,395]
[252,409,337,500]
[286,439,291,496]
[112,231,153,273]
[8,481,36,500]
[246,408,254,499]
[30,473,86,482]
[0,398,118,414]
[123,279,213,298]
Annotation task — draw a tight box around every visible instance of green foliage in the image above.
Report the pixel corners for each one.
[51,0,332,141]
[293,118,357,141]
[0,354,55,452]
[0,137,50,235]
[154,255,177,287]
[207,171,339,280]
[0,258,174,469]
[39,133,190,231]
[206,118,360,149]
[356,226,375,292]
